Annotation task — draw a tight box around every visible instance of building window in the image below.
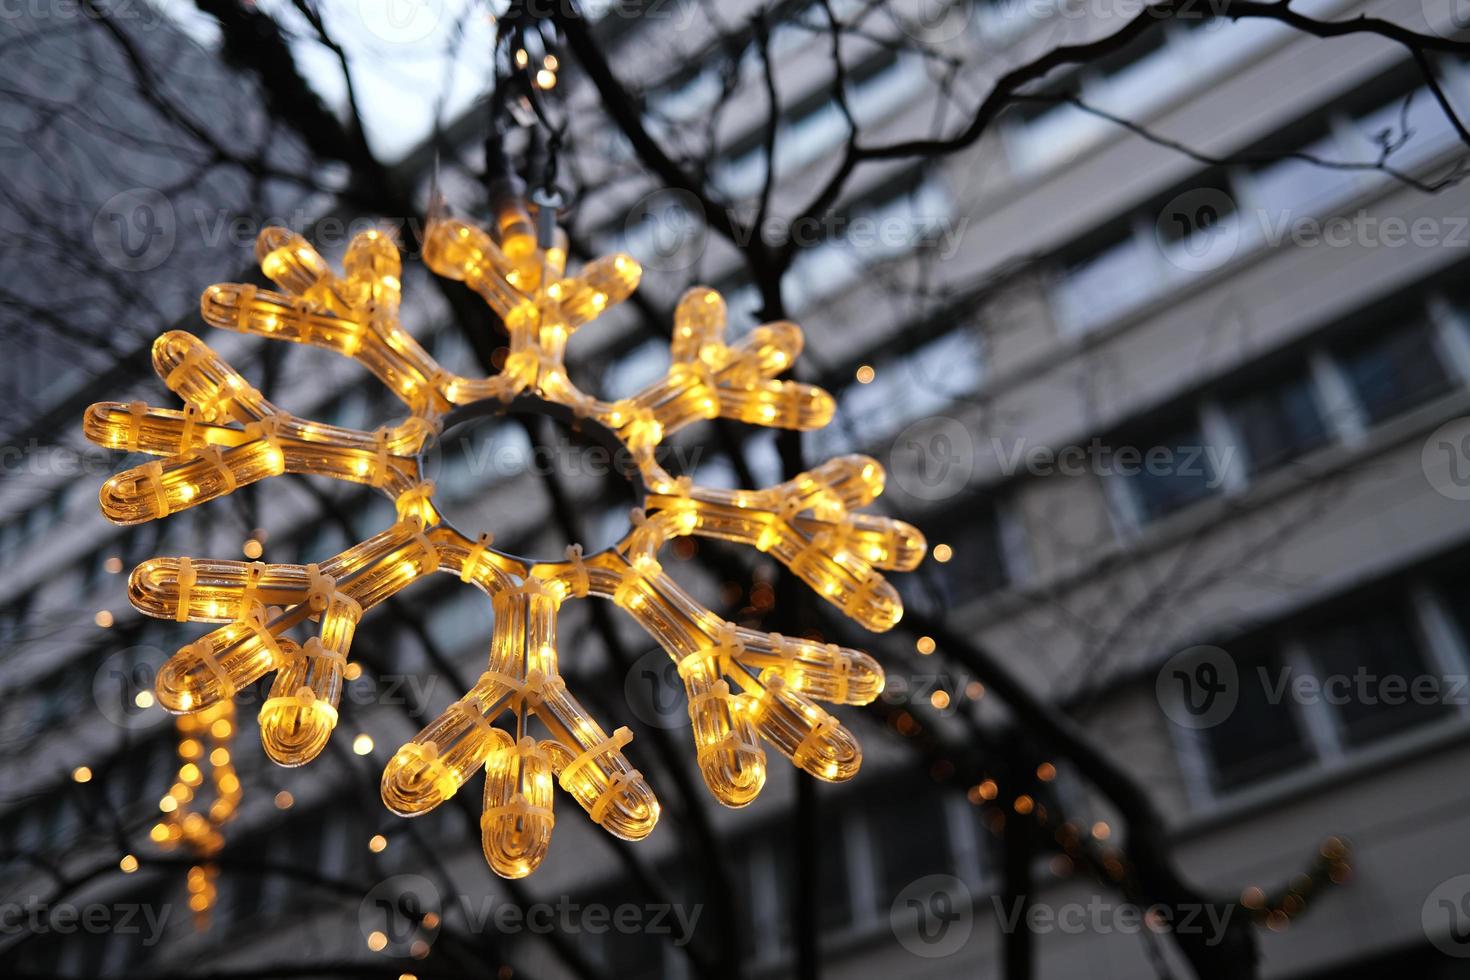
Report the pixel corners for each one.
[1301,600,1452,749]
[1334,318,1453,426]
[1248,120,1359,219]
[869,778,953,911]
[935,501,1011,599]
[1221,363,1330,475]
[771,825,852,941]
[1196,644,1313,791]
[897,499,1013,616]
[1052,224,1155,335]
[1119,420,1220,523]
[820,326,983,456]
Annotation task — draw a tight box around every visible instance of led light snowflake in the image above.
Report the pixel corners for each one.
[85,205,926,878]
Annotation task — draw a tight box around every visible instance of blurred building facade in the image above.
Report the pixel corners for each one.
[3,0,1470,978]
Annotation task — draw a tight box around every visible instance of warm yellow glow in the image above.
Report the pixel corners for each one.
[368,931,388,952]
[135,690,155,708]
[933,543,953,563]
[855,364,875,384]
[72,766,92,783]
[368,833,388,853]
[94,610,113,628]
[916,635,935,655]
[85,208,925,882]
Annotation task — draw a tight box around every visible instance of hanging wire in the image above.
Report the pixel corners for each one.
[483,5,567,235]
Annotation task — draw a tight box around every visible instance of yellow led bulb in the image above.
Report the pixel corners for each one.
[736,634,885,706]
[747,673,861,782]
[537,694,659,841]
[381,696,514,816]
[155,608,290,713]
[255,227,344,315]
[481,736,555,878]
[258,588,359,766]
[679,648,766,807]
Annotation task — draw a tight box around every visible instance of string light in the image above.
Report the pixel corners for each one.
[854,365,875,384]
[932,543,953,563]
[72,765,92,783]
[151,702,240,929]
[85,202,926,879]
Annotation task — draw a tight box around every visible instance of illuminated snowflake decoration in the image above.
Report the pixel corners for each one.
[84,208,926,878]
